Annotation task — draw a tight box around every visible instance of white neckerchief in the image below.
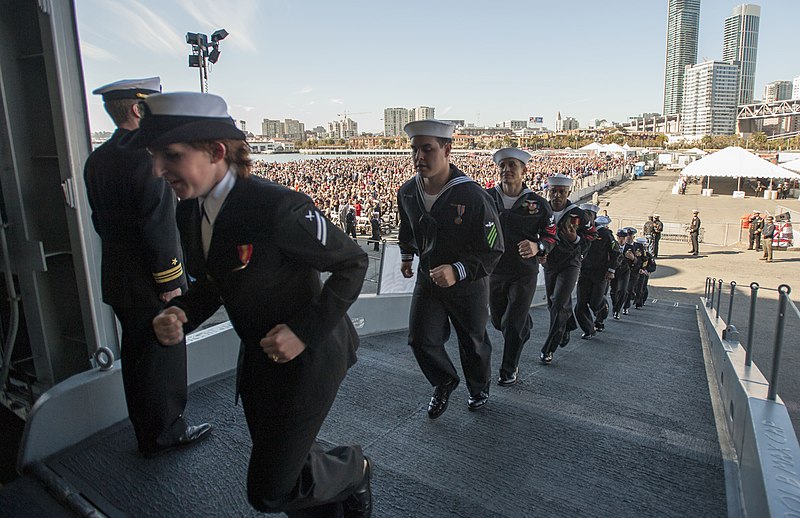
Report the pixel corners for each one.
[199,167,236,257]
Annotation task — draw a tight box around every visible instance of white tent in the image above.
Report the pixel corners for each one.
[603,143,626,154]
[782,158,800,174]
[684,147,708,155]
[579,142,603,151]
[680,146,799,191]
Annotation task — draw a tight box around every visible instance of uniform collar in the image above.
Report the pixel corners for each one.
[199,166,237,225]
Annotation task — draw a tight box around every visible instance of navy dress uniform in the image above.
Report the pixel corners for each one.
[623,228,643,314]
[689,210,701,255]
[486,148,556,386]
[83,77,207,456]
[127,92,371,517]
[398,119,504,416]
[575,209,619,337]
[540,175,596,364]
[610,229,633,320]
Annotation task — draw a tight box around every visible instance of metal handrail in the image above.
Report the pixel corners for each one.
[705,277,797,401]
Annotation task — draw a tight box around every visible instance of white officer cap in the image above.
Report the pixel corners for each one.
[653,214,660,218]
[635,237,648,244]
[595,215,611,227]
[692,209,699,213]
[122,92,246,149]
[547,174,573,188]
[492,148,531,166]
[753,210,760,213]
[579,203,600,214]
[92,76,161,101]
[404,119,455,139]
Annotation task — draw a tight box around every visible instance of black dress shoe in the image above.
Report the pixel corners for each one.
[594,322,604,332]
[343,456,372,518]
[467,391,489,411]
[427,379,459,419]
[497,370,518,386]
[622,308,628,315]
[539,351,553,365]
[581,331,596,340]
[559,331,571,348]
[141,423,213,458]
[612,312,620,320]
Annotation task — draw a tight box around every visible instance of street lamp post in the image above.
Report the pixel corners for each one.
[186,29,228,92]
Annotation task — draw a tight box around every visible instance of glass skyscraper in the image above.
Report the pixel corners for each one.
[663,0,701,116]
[723,4,761,105]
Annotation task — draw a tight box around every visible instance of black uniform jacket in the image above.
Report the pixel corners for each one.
[397,165,504,281]
[84,128,186,308]
[581,226,620,275]
[170,175,368,416]
[544,201,596,271]
[615,242,634,274]
[486,185,556,277]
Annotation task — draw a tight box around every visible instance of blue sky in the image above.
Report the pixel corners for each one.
[76,0,799,134]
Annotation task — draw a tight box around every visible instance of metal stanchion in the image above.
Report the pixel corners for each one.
[726,281,736,327]
[767,285,791,401]
[705,277,710,301]
[745,282,759,366]
[716,279,724,320]
[710,278,716,311]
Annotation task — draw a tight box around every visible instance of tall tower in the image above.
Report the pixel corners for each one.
[681,61,739,138]
[663,0,701,116]
[723,4,760,105]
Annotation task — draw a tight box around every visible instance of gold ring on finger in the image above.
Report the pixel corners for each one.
[271,354,279,362]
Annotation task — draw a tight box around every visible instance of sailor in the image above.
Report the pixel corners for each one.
[137,92,371,516]
[575,207,619,337]
[397,119,504,416]
[643,215,655,252]
[748,210,763,251]
[539,174,596,364]
[486,148,556,386]
[83,77,211,457]
[652,214,663,258]
[688,209,701,255]
[633,237,656,308]
[623,227,643,315]
[610,228,634,320]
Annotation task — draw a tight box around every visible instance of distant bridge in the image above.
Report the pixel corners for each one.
[737,99,800,137]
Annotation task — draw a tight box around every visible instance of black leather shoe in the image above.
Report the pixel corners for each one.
[467,391,489,411]
[427,379,459,419]
[581,331,596,340]
[559,331,571,348]
[539,351,553,365]
[497,370,518,386]
[622,308,628,315]
[594,322,604,332]
[343,456,372,518]
[612,312,620,320]
[141,423,213,458]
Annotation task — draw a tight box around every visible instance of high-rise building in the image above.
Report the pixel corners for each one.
[328,118,358,140]
[681,61,739,138]
[412,106,435,121]
[663,0,701,116]
[261,118,281,138]
[555,112,579,131]
[792,75,800,100]
[282,119,305,141]
[384,107,409,137]
[763,81,793,103]
[723,4,760,105]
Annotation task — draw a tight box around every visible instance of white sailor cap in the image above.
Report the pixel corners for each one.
[92,77,161,101]
[653,214,660,218]
[692,209,699,213]
[547,174,573,188]
[753,210,760,213]
[122,92,246,149]
[404,119,455,139]
[579,203,600,214]
[492,148,531,166]
[635,237,648,244]
[595,215,611,227]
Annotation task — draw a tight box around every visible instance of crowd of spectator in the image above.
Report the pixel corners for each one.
[252,152,634,228]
